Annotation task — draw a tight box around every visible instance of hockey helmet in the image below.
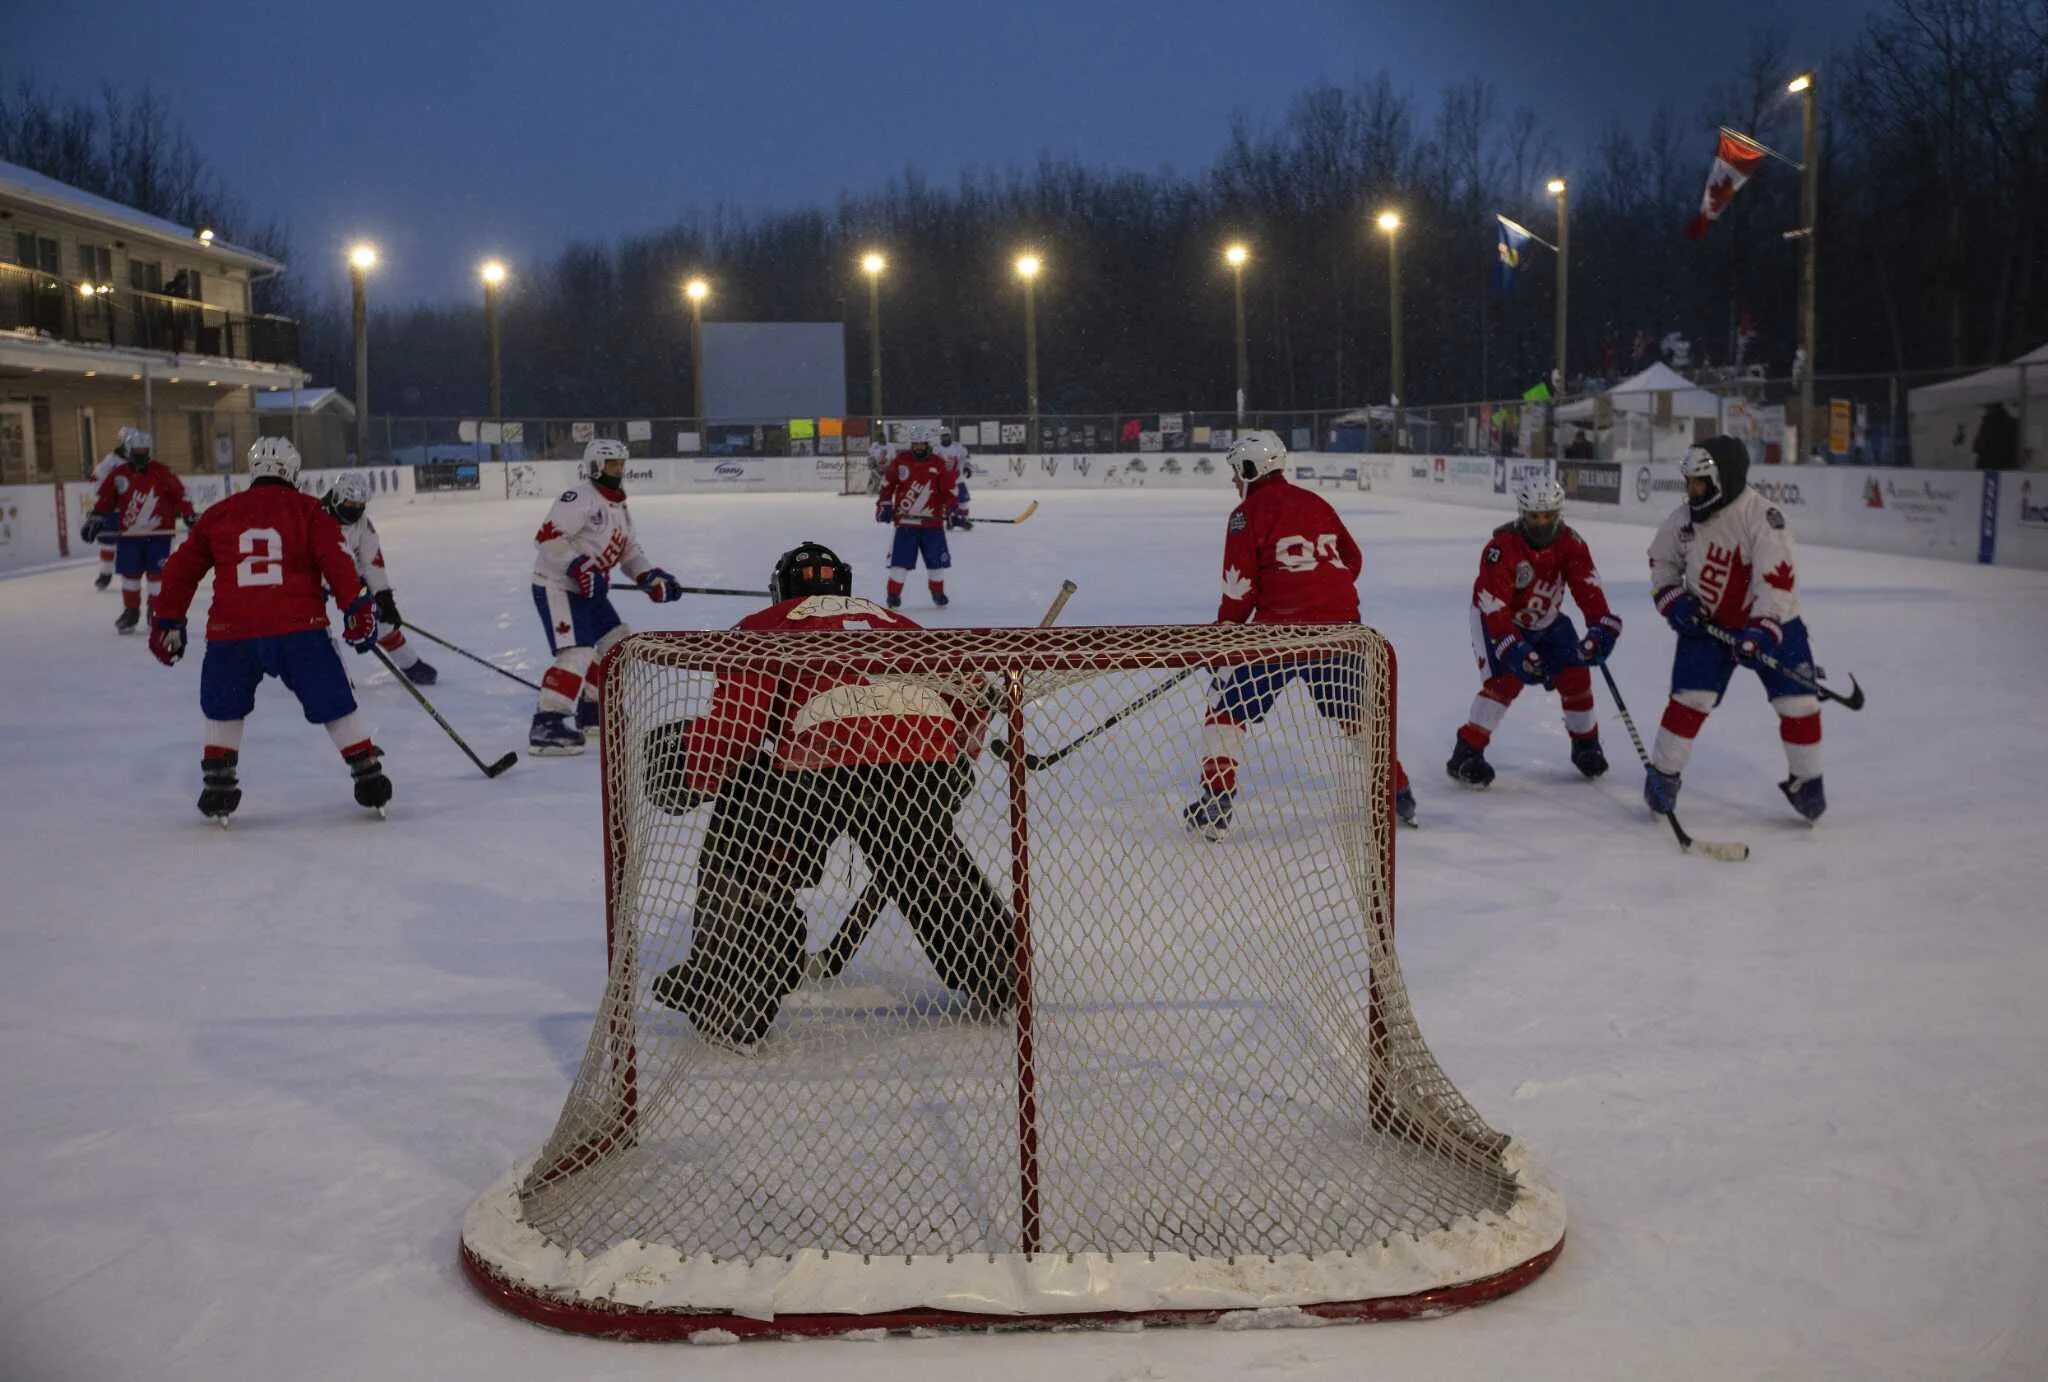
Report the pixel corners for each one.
[1680,435,1750,522]
[770,541,852,602]
[247,436,302,484]
[1515,475,1567,548]
[124,427,155,466]
[907,421,937,454]
[322,471,372,525]
[1226,429,1287,492]
[584,438,630,493]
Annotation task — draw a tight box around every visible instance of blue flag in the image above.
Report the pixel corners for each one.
[1495,214,1533,294]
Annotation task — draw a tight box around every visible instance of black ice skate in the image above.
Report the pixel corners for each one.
[1570,734,1609,779]
[529,711,587,756]
[197,751,241,826]
[1447,736,1496,787]
[1779,774,1826,823]
[1182,787,1235,841]
[400,657,439,686]
[346,746,393,816]
[114,606,140,635]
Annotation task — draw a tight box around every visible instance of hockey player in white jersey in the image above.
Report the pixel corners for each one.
[528,439,683,754]
[321,472,437,685]
[1645,435,1826,822]
[938,426,973,530]
[90,427,145,590]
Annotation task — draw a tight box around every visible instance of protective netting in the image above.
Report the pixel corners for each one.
[462,618,1563,1331]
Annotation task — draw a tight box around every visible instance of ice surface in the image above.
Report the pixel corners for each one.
[3,488,2046,1380]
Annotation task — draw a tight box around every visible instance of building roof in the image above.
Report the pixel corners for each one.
[0,157,284,275]
[254,387,355,420]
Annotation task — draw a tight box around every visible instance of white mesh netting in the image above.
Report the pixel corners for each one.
[461,618,1563,1333]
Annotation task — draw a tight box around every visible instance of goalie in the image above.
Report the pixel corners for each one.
[646,542,1014,1048]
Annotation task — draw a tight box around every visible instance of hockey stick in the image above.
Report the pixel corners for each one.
[1691,618,1865,710]
[998,665,1205,772]
[370,645,519,778]
[613,582,770,598]
[974,501,1039,525]
[804,578,1078,985]
[1597,663,1748,862]
[405,623,543,692]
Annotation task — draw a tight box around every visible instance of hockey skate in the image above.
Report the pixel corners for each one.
[1447,736,1496,787]
[197,752,241,826]
[1570,734,1609,779]
[929,588,949,607]
[529,711,587,756]
[1181,787,1235,841]
[93,572,111,591]
[1395,783,1419,827]
[114,606,140,635]
[399,657,439,686]
[576,697,602,733]
[1644,766,1683,815]
[346,746,393,816]
[652,962,771,1051]
[1778,774,1826,823]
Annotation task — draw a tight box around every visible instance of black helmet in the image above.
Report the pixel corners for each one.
[1681,435,1751,522]
[770,541,852,602]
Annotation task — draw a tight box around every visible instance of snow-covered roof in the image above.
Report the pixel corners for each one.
[0,158,283,274]
[254,387,354,419]
[1907,343,2048,412]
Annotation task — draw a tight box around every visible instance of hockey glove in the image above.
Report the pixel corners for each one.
[342,593,379,652]
[149,616,187,667]
[81,511,117,544]
[637,568,683,603]
[565,554,606,599]
[1654,585,1699,635]
[374,590,403,629]
[1578,615,1621,666]
[875,500,894,525]
[1496,634,1549,686]
[1735,618,1783,667]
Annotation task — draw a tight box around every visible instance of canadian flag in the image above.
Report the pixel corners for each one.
[1685,129,1768,240]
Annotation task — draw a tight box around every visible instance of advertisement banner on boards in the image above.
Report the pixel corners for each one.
[1557,459,1622,504]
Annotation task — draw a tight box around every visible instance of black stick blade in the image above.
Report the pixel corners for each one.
[486,752,519,778]
[1836,675,1866,711]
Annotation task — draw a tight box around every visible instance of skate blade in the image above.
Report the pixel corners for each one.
[528,744,587,757]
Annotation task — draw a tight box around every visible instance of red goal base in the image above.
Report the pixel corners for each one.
[459,1235,1563,1343]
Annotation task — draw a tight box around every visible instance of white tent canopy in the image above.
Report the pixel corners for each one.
[1907,342,2048,469]
[1908,343,2048,412]
[1557,362,1726,423]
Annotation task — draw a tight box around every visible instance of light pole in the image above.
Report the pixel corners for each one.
[861,252,886,430]
[348,242,377,465]
[1014,253,1042,452]
[1224,242,1249,424]
[1375,212,1403,449]
[1546,178,1570,455]
[1789,71,1819,459]
[684,276,709,433]
[480,259,506,456]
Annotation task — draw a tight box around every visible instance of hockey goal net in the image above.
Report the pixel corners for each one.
[461,620,1563,1339]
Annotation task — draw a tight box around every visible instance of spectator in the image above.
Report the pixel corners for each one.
[1973,402,2019,471]
[1564,428,1596,460]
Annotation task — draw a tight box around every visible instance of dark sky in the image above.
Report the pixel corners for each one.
[14,0,1874,303]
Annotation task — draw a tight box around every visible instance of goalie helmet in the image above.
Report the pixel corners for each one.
[1514,475,1567,549]
[770,540,852,602]
[1226,429,1287,491]
[247,436,302,484]
[322,471,372,526]
[584,438,630,494]
[1680,435,1750,523]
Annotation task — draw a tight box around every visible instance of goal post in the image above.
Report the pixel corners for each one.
[461,621,1563,1339]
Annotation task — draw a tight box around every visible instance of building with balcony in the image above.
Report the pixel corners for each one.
[0,157,307,484]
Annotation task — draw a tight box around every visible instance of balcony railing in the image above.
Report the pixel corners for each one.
[0,259,300,368]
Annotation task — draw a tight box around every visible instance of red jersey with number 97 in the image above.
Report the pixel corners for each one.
[154,480,365,640]
[1216,473,1362,624]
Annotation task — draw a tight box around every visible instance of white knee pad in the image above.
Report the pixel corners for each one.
[1673,688,1721,714]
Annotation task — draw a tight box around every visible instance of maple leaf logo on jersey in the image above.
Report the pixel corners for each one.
[1220,565,1252,600]
[535,521,563,543]
[1763,560,1795,592]
[556,620,571,635]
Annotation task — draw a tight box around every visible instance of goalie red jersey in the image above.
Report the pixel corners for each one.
[1216,472,1361,624]
[1471,522,1615,643]
[155,483,364,640]
[675,593,987,792]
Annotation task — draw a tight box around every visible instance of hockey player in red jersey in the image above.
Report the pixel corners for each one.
[148,437,391,823]
[321,472,437,685]
[874,422,956,608]
[1645,435,1825,821]
[83,429,194,635]
[1184,429,1416,838]
[643,541,1011,1046]
[1447,477,1622,787]
[89,427,145,590]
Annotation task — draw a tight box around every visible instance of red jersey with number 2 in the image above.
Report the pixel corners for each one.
[1216,473,1362,624]
[154,481,365,640]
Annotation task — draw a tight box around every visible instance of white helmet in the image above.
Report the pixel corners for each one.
[123,427,154,458]
[247,436,302,483]
[907,421,938,449]
[1226,429,1287,489]
[939,426,954,446]
[1515,475,1567,548]
[584,437,630,488]
[322,471,372,521]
